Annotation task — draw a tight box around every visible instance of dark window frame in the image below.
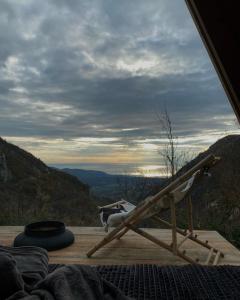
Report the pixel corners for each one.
[185,0,240,123]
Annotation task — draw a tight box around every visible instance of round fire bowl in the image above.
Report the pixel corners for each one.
[14,221,74,251]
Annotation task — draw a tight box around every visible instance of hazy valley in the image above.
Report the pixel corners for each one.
[62,168,163,200]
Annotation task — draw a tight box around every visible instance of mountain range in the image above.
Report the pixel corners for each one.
[1,134,240,248]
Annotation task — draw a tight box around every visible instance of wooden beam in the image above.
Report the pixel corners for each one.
[116,227,130,240]
[127,225,172,251]
[86,221,128,257]
[170,196,177,254]
[187,196,193,233]
[205,248,214,265]
[185,0,240,123]
[98,200,126,209]
[152,216,224,258]
[128,225,197,264]
[177,232,192,249]
[213,251,221,265]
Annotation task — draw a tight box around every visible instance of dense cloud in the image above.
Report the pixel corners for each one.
[0,0,238,173]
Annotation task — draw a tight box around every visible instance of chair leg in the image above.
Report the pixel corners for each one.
[115,218,140,240]
[128,224,197,264]
[187,196,193,234]
[170,196,177,255]
[116,227,130,240]
[86,223,127,257]
[152,215,224,259]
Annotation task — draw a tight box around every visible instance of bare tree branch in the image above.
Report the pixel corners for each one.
[157,108,193,179]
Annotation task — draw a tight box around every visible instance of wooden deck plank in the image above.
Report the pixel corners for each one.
[1,226,240,265]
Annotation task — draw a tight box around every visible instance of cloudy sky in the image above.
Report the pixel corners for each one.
[0,0,238,176]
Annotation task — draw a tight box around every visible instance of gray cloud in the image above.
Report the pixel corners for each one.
[0,0,237,170]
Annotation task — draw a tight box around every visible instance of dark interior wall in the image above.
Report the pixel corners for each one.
[185,0,240,123]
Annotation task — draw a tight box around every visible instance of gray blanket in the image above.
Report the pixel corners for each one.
[0,246,131,300]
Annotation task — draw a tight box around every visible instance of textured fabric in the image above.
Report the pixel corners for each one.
[100,201,136,231]
[144,171,199,218]
[0,252,24,299]
[0,245,49,288]
[107,208,133,228]
[95,264,240,300]
[100,207,125,224]
[0,246,131,300]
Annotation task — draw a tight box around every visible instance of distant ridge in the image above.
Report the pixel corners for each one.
[63,167,163,200]
[0,137,97,225]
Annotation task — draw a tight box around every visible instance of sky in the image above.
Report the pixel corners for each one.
[0,0,238,176]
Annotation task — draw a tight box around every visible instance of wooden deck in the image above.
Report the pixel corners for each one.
[1,226,240,265]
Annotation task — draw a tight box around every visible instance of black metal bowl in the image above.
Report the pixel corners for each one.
[14,221,74,251]
[25,221,65,237]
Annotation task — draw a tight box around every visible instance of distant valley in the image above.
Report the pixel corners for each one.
[62,168,163,201]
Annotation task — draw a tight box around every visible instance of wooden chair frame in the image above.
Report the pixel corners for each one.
[87,154,224,265]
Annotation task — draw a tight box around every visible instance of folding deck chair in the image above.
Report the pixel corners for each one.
[87,154,224,265]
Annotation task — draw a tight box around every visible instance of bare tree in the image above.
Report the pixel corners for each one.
[157,108,191,179]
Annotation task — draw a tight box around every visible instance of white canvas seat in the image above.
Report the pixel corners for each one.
[100,171,199,231]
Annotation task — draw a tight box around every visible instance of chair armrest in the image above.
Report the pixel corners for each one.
[98,200,127,210]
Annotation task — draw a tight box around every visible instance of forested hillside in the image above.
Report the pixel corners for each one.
[168,135,240,247]
[0,137,98,225]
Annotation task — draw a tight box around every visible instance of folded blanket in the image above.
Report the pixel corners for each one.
[0,246,132,300]
[0,245,48,289]
[0,252,24,299]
